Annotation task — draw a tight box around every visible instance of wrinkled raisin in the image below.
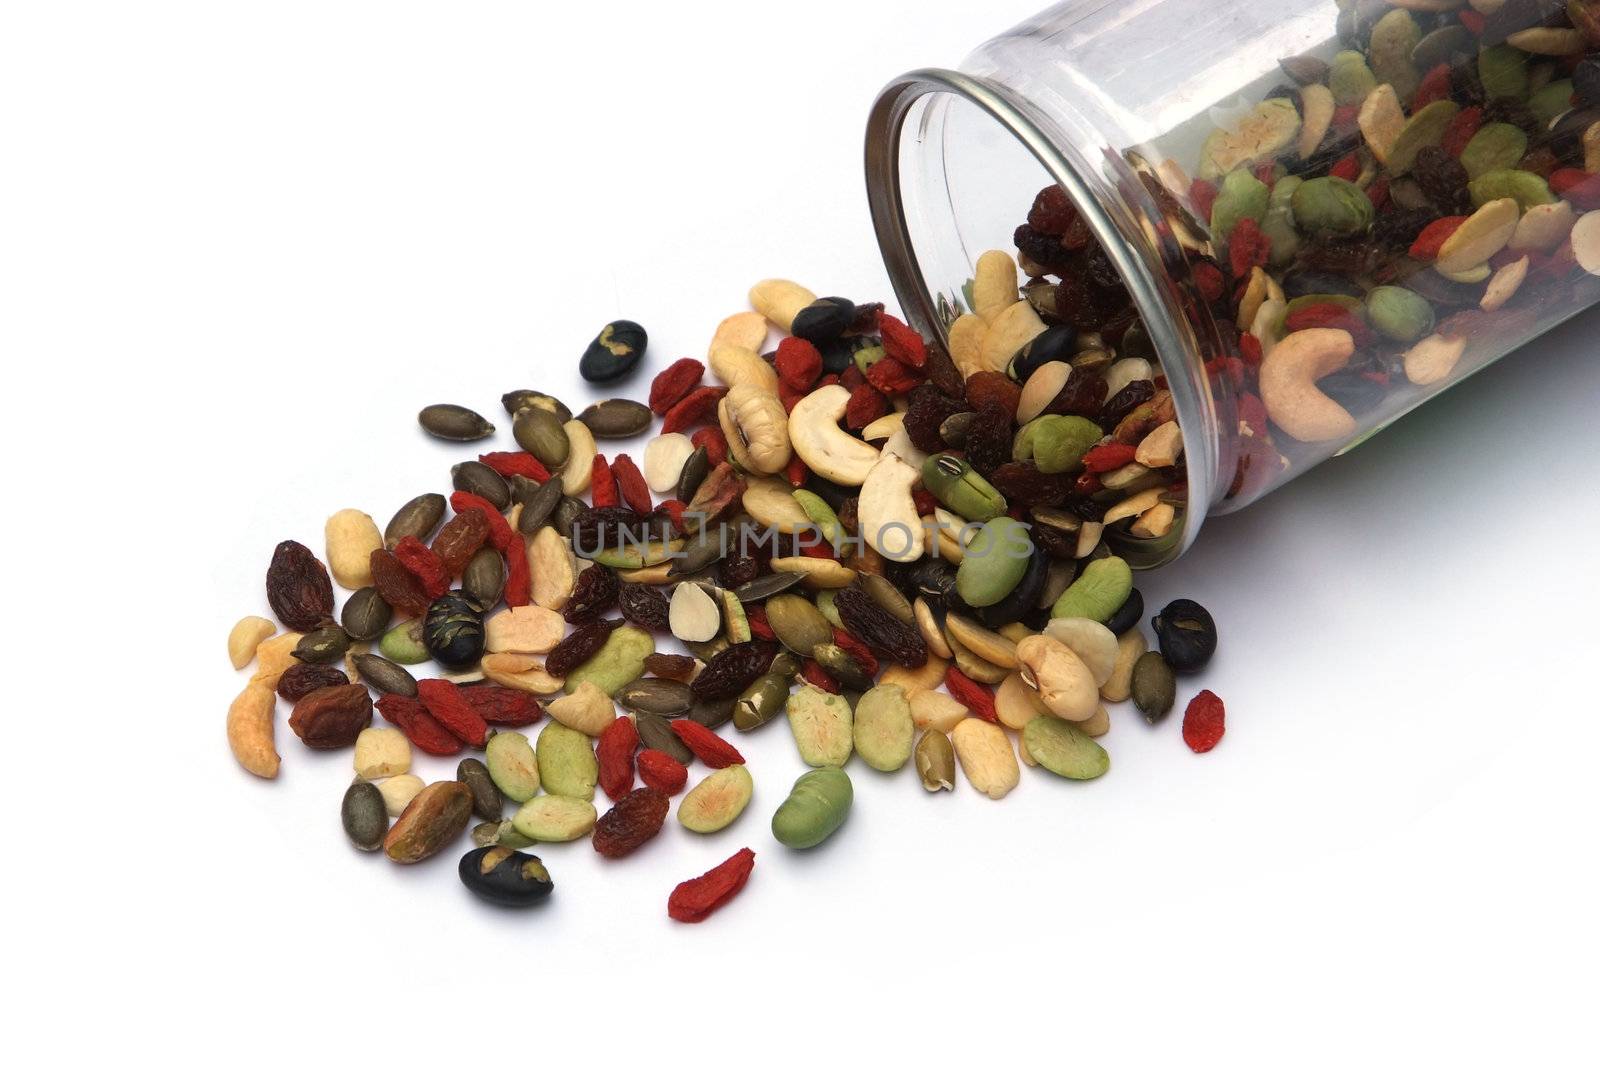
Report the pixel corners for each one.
[618,583,670,631]
[276,662,349,703]
[1027,184,1077,236]
[369,547,432,619]
[718,551,760,590]
[833,587,927,668]
[569,506,649,553]
[1372,207,1437,252]
[1044,367,1109,420]
[1412,146,1470,214]
[690,642,777,700]
[591,787,670,858]
[987,462,1079,509]
[1013,224,1074,273]
[903,385,970,455]
[1297,239,1376,276]
[922,340,966,398]
[643,653,696,681]
[962,403,1013,477]
[964,371,1021,418]
[1099,379,1156,432]
[564,562,619,623]
[545,618,624,677]
[431,509,490,576]
[266,540,334,631]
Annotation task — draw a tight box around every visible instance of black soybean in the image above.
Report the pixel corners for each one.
[1151,598,1217,674]
[579,320,648,382]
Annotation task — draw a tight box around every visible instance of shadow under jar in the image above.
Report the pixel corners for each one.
[867,0,1600,568]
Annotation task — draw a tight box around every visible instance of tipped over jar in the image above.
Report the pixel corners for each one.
[867,0,1600,567]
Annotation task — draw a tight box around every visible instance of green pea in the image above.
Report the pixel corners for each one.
[955,517,1035,609]
[1030,415,1102,475]
[1291,177,1374,238]
[1209,168,1270,240]
[378,619,429,665]
[1365,286,1435,343]
[771,767,853,849]
[1051,556,1133,623]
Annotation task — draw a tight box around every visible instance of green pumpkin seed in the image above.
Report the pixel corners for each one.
[450,461,511,510]
[1478,45,1528,101]
[1386,100,1460,176]
[1328,50,1377,106]
[860,573,914,626]
[939,411,976,447]
[733,673,791,732]
[771,767,852,849]
[1365,286,1435,343]
[1022,717,1110,780]
[418,403,495,442]
[456,757,505,821]
[1368,9,1421,102]
[914,730,956,792]
[636,711,694,764]
[340,586,393,641]
[688,695,737,730]
[792,489,844,551]
[351,652,418,697]
[462,547,507,607]
[616,677,694,716]
[1459,123,1529,181]
[384,492,446,550]
[501,389,571,423]
[1529,80,1575,126]
[1410,25,1473,72]
[294,625,350,665]
[733,572,804,602]
[577,398,653,438]
[1468,169,1556,211]
[513,406,570,468]
[765,594,834,657]
[472,819,536,850]
[341,779,388,851]
[513,478,564,536]
[1130,651,1177,724]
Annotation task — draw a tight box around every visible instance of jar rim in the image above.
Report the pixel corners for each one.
[865,66,1225,569]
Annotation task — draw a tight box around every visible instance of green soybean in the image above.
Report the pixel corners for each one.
[771,767,853,850]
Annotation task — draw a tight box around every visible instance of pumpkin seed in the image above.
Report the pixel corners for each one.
[462,547,507,606]
[914,730,956,792]
[502,389,571,422]
[418,403,495,442]
[675,445,711,503]
[765,594,833,656]
[511,796,597,842]
[456,757,505,821]
[351,652,418,697]
[294,625,350,665]
[733,572,804,602]
[513,406,571,468]
[636,711,694,764]
[733,673,791,731]
[616,677,695,716]
[860,573,914,625]
[578,398,653,438]
[688,695,737,730]
[486,730,540,802]
[450,461,511,510]
[1130,651,1177,723]
[514,477,564,536]
[340,586,393,641]
[384,492,446,549]
[341,779,388,851]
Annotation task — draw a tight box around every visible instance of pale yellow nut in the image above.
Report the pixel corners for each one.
[1131,502,1177,539]
[485,605,566,655]
[642,433,696,494]
[718,385,791,476]
[748,278,816,332]
[977,300,1047,374]
[1435,262,1491,284]
[1017,361,1071,424]
[1236,266,1271,330]
[788,384,881,486]
[742,476,811,533]
[950,718,1020,800]
[910,690,968,733]
[914,599,953,660]
[378,774,426,817]
[1508,201,1576,253]
[996,670,1050,731]
[1041,617,1119,688]
[769,556,856,589]
[1014,634,1099,721]
[227,615,275,670]
[709,342,780,394]
[1077,705,1111,738]
[354,727,411,779]
[857,453,925,563]
[249,631,305,690]
[528,528,577,611]
[1402,333,1468,387]
[1435,198,1519,275]
[1155,157,1191,200]
[944,613,1018,670]
[546,681,617,736]
[947,313,989,379]
[481,652,565,694]
[559,420,596,496]
[1357,84,1405,166]
[1480,256,1529,313]
[1297,83,1335,160]
[1103,488,1166,527]
[324,509,383,589]
[880,655,949,696]
[1259,328,1357,442]
[1134,421,1184,468]
[972,249,1020,324]
[1250,296,1287,358]
[1572,210,1600,276]
[1584,123,1600,175]
[710,310,769,356]
[1101,628,1148,703]
[227,683,280,779]
[1506,27,1585,55]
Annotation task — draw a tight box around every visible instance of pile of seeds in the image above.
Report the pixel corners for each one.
[227,284,1226,919]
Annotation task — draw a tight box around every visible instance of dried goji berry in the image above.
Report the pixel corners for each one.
[502,532,530,607]
[1192,261,1225,303]
[369,548,432,618]
[458,684,541,727]
[877,310,928,368]
[648,357,705,415]
[592,787,669,858]
[1458,8,1484,34]
[944,666,997,722]
[669,719,745,768]
[416,678,490,747]
[779,382,806,412]
[611,453,652,514]
[1238,331,1263,368]
[745,605,776,642]
[1409,215,1467,261]
[636,748,688,795]
[784,455,809,489]
[597,716,639,801]
[477,451,550,482]
[1227,218,1270,277]
[845,382,888,429]
[430,509,490,576]
[668,847,755,924]
[830,626,880,678]
[449,491,514,552]
[662,386,727,434]
[590,454,618,508]
[911,489,940,516]
[1441,106,1482,158]
[1552,168,1600,210]
[656,498,687,534]
[800,659,840,694]
[1188,178,1218,221]
[1366,175,1390,213]
[1182,689,1226,753]
[1329,152,1360,182]
[690,426,728,467]
[391,536,449,598]
[865,354,923,396]
[1283,302,1372,348]
[1081,442,1137,474]
[1411,62,1452,111]
[774,336,823,392]
[376,694,461,756]
[838,364,865,391]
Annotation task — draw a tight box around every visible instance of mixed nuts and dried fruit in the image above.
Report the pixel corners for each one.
[228,276,1229,923]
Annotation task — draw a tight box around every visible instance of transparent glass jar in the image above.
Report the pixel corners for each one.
[866,0,1600,567]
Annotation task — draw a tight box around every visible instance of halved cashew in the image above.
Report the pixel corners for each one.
[858,453,925,563]
[1402,333,1468,386]
[1508,201,1576,252]
[1297,83,1334,160]
[973,250,1020,324]
[743,476,811,533]
[1250,296,1287,357]
[1014,635,1099,721]
[718,384,791,475]
[861,413,901,442]
[1357,84,1404,166]
[560,420,596,495]
[978,301,1047,373]
[789,384,882,486]
[710,311,769,356]
[947,313,989,379]
[748,278,816,332]
[1481,256,1528,312]
[709,343,779,394]
[1259,328,1357,442]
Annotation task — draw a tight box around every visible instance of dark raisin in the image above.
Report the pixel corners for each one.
[1575,59,1600,110]
[846,302,886,334]
[1086,245,1123,290]
[1483,96,1540,139]
[545,618,625,677]
[962,403,1013,477]
[836,496,860,535]
[1044,366,1109,420]
[277,662,350,703]
[265,540,334,631]
[833,587,928,668]
[987,462,1079,509]
[903,385,971,455]
[618,583,670,631]
[563,563,619,623]
[569,506,649,554]
[1027,184,1077,236]
[922,340,967,398]
[1372,207,1437,252]
[643,653,696,681]
[718,552,760,590]
[690,642,777,701]
[591,788,670,858]
[1012,224,1074,273]
[1296,239,1377,275]
[1412,146,1470,215]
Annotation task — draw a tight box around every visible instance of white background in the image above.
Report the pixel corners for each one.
[5,2,1598,1066]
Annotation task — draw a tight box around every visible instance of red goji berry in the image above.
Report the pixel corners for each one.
[801,659,840,694]
[1366,175,1389,213]
[597,716,639,801]
[1236,392,1269,436]
[1411,62,1452,111]
[376,694,462,756]
[1188,178,1217,221]
[838,364,866,391]
[589,455,618,508]
[779,383,806,412]
[458,685,541,727]
[774,336,823,392]
[1552,168,1600,210]
[1458,8,1484,34]
[369,548,432,618]
[831,627,880,678]
[668,847,756,924]
[1409,215,1467,261]
[416,678,490,747]
[690,426,728,467]
[636,748,688,795]
[477,451,550,482]
[798,537,836,560]
[661,386,727,434]
[656,499,686,533]
[449,491,514,553]
[944,666,997,722]
[784,455,809,490]
[1283,303,1371,347]
[611,453,652,515]
[1227,217,1271,277]
[1192,261,1225,303]
[503,532,530,607]
[745,605,776,642]
[648,357,705,415]
[1081,442,1137,474]
[669,720,745,768]
[1237,331,1263,368]
[391,536,448,598]
[865,354,923,396]
[1251,160,1277,188]
[877,310,928,368]
[845,382,888,429]
[1182,689,1226,753]
[1331,103,1360,131]
[1329,152,1361,182]
[907,489,936,516]
[1441,106,1482,158]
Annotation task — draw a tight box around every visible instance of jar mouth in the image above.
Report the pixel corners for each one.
[865,67,1227,569]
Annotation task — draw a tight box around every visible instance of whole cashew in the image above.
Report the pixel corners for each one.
[710,311,769,355]
[1258,328,1357,442]
[709,342,779,394]
[748,278,817,332]
[227,683,280,778]
[978,300,1048,374]
[1402,332,1467,386]
[857,453,925,563]
[972,249,1020,324]
[788,384,882,486]
[718,384,792,475]
[1014,635,1099,722]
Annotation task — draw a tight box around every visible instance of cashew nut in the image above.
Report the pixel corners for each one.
[978,300,1048,373]
[947,313,989,379]
[877,414,928,469]
[788,384,882,486]
[227,683,280,779]
[718,384,791,475]
[1014,635,1099,722]
[973,250,1020,324]
[1259,328,1357,442]
[858,453,925,563]
[748,278,816,332]
[710,311,769,355]
[1402,332,1468,386]
[560,419,596,495]
[709,342,779,394]
[1480,256,1528,312]
[742,476,811,533]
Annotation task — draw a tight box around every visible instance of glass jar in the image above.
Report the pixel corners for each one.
[866,0,1600,567]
